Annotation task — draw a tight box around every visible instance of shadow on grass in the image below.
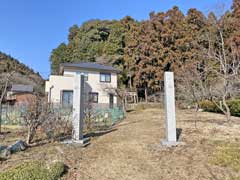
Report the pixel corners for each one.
[126,109,135,113]
[0,131,11,135]
[0,157,7,162]
[176,128,182,141]
[115,119,147,128]
[179,118,227,125]
[85,128,117,138]
[28,134,72,148]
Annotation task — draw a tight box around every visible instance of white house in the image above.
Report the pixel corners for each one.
[45,62,119,109]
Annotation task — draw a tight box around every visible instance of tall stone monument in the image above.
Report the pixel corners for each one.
[161,72,180,146]
[72,73,89,145]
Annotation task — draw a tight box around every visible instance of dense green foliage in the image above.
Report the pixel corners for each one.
[50,20,125,75]
[50,0,240,96]
[0,51,44,89]
[199,100,240,117]
[0,161,65,180]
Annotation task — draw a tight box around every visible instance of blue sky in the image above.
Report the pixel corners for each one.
[0,0,232,79]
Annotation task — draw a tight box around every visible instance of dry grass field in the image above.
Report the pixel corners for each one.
[1,108,240,180]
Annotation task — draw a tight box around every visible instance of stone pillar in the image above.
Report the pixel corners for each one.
[161,72,179,146]
[72,73,85,142]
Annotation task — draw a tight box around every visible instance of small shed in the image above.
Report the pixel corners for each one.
[6,84,35,105]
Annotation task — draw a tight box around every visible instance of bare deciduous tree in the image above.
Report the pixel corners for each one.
[177,62,208,108]
[41,104,72,142]
[176,62,210,128]
[21,95,50,144]
[205,26,240,121]
[21,97,72,145]
[178,10,240,122]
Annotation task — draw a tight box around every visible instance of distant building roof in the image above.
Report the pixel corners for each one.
[60,62,120,73]
[11,84,33,92]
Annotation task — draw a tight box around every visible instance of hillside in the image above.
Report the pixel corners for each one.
[0,51,44,92]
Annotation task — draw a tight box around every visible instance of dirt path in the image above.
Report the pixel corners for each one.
[61,108,240,180]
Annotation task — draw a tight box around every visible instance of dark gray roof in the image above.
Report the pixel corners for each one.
[11,84,33,92]
[61,62,119,73]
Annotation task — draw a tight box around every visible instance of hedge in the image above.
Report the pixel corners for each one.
[0,161,65,180]
[227,100,240,117]
[199,99,240,117]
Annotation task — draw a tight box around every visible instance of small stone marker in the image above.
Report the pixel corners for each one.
[72,73,89,145]
[161,72,182,147]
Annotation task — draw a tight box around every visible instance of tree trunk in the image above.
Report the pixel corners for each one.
[122,98,126,113]
[26,126,36,144]
[0,104,2,134]
[222,96,231,121]
[129,74,132,90]
[145,87,148,103]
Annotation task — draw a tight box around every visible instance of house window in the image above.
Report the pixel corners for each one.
[89,92,98,103]
[62,90,73,107]
[100,73,111,83]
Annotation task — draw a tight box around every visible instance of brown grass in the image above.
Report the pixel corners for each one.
[1,108,240,179]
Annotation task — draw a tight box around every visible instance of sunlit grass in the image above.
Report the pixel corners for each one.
[211,142,240,172]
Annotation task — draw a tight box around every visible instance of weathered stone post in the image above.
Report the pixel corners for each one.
[161,72,180,146]
[72,73,88,145]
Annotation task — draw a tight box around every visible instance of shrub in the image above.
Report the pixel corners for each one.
[199,99,240,117]
[49,161,65,179]
[0,161,65,180]
[199,100,221,113]
[227,100,240,117]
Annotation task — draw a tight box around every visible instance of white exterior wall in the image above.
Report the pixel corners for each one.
[45,68,118,106]
[45,75,74,104]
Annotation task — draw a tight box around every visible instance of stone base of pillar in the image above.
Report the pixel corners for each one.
[73,137,90,145]
[160,139,185,147]
[62,137,90,147]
